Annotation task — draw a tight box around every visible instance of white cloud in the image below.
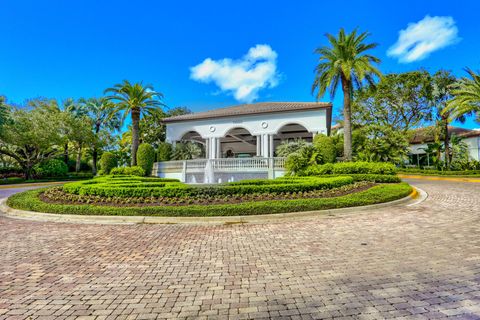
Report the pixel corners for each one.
[387,15,460,63]
[190,44,279,103]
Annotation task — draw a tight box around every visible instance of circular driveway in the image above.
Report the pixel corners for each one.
[0,179,479,319]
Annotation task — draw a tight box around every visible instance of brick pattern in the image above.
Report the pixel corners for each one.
[0,179,479,319]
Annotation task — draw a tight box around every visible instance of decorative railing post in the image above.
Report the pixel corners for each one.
[181,161,187,183]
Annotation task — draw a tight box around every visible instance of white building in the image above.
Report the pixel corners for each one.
[408,126,480,166]
[153,102,332,183]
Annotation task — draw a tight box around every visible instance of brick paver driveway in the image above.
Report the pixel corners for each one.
[1,179,479,319]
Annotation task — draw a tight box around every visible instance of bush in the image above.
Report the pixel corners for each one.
[34,159,68,178]
[276,139,309,157]
[157,142,172,161]
[285,145,321,175]
[313,134,336,163]
[136,143,155,176]
[303,162,397,176]
[398,168,480,176]
[62,175,354,198]
[8,183,412,217]
[110,166,146,177]
[99,152,117,175]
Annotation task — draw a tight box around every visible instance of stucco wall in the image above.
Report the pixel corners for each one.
[165,109,328,141]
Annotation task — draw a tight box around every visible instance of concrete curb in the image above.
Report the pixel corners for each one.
[0,187,426,225]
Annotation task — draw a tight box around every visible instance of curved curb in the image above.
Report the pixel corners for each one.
[0,186,427,225]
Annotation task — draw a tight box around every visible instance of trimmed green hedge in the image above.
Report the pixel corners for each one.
[7,183,412,217]
[110,166,145,177]
[62,175,355,198]
[398,168,480,176]
[137,143,155,176]
[99,152,117,175]
[303,162,397,176]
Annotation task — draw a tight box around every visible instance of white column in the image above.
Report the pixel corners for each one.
[256,136,261,156]
[217,139,222,158]
[269,134,274,158]
[261,134,269,158]
[206,138,210,159]
[210,137,217,159]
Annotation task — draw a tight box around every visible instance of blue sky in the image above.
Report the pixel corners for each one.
[1,0,479,128]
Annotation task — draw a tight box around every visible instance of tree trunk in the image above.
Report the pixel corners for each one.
[76,142,82,172]
[64,143,69,164]
[443,117,450,169]
[131,109,140,166]
[24,165,33,180]
[92,148,98,175]
[341,77,353,161]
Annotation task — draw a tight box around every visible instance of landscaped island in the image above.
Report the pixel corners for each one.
[7,162,412,217]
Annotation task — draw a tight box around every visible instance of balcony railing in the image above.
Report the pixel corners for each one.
[152,157,286,179]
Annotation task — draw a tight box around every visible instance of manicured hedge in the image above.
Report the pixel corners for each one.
[136,143,155,176]
[99,152,117,175]
[303,162,397,176]
[398,168,480,176]
[288,174,401,183]
[110,166,145,177]
[62,175,355,198]
[7,183,412,217]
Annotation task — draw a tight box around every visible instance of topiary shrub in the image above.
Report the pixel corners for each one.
[99,152,117,175]
[34,159,68,178]
[313,134,336,164]
[110,166,145,177]
[136,143,155,176]
[303,161,397,176]
[157,142,172,161]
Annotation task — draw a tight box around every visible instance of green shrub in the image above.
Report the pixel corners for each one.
[110,166,145,177]
[157,142,172,161]
[313,134,336,163]
[34,159,68,178]
[303,162,397,176]
[99,152,117,175]
[8,183,412,217]
[136,143,155,176]
[62,175,354,198]
[276,139,309,157]
[285,145,321,175]
[398,167,480,176]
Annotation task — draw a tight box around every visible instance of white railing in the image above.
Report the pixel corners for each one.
[154,157,286,175]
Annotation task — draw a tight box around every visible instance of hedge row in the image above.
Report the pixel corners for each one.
[62,176,355,198]
[288,174,401,183]
[8,183,412,217]
[303,162,397,176]
[398,168,480,176]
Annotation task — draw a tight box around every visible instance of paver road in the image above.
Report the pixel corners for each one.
[0,179,479,319]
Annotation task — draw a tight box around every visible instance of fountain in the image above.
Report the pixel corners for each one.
[203,159,215,184]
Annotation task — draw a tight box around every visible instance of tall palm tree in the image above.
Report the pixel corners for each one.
[79,98,121,174]
[445,68,480,123]
[105,80,164,166]
[312,28,381,160]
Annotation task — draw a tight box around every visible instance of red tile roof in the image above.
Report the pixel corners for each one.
[162,102,332,123]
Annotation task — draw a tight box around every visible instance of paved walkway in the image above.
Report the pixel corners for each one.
[0,179,479,319]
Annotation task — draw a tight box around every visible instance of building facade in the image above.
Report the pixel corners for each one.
[154,102,332,183]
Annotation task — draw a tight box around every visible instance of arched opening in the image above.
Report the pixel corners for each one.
[219,127,257,158]
[274,123,313,157]
[174,131,206,159]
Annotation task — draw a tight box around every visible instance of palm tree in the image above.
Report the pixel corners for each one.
[312,28,381,160]
[105,80,164,166]
[79,98,121,174]
[445,68,480,123]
